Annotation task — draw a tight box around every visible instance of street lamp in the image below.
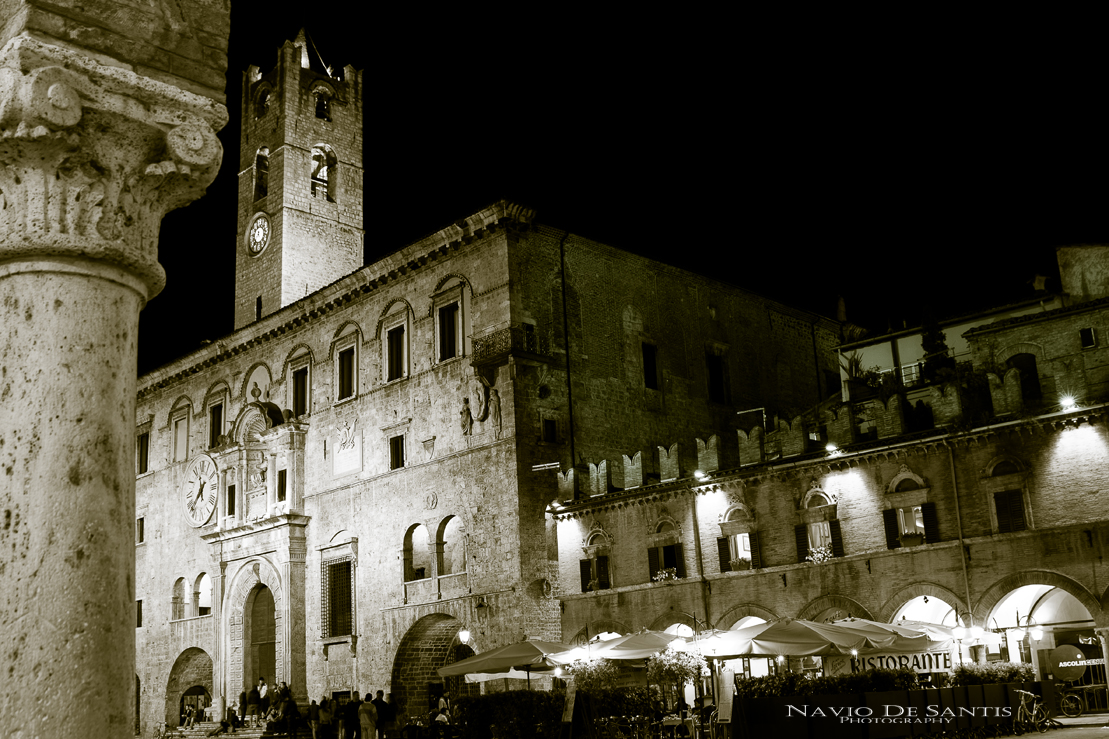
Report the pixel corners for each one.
[1012,613,1042,641]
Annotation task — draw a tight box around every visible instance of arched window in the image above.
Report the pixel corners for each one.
[194,573,212,617]
[254,88,270,119]
[254,147,269,201]
[1006,353,1042,403]
[171,577,187,621]
[438,516,466,576]
[315,90,332,121]
[404,524,431,581]
[311,145,337,202]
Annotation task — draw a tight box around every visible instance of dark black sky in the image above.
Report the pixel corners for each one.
[138,17,1108,376]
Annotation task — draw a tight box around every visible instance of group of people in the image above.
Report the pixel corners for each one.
[189,678,399,738]
[306,690,396,739]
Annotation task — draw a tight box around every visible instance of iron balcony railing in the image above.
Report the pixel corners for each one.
[471,324,550,364]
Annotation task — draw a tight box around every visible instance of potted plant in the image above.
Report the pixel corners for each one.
[729,557,752,571]
[806,545,834,564]
[652,567,680,582]
[899,532,924,547]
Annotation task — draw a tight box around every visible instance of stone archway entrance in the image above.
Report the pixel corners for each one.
[165,648,213,727]
[390,614,467,722]
[226,560,286,697]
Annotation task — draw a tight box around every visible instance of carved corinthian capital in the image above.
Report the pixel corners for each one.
[0,35,228,299]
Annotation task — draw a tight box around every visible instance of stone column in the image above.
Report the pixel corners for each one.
[278,535,310,704]
[0,18,226,739]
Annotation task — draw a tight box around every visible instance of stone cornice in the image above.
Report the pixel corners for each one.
[552,403,1109,519]
[137,200,535,399]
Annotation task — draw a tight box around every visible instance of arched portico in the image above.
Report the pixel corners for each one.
[165,648,213,728]
[391,613,469,720]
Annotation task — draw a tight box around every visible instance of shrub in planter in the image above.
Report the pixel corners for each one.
[945,661,1034,687]
[735,669,919,699]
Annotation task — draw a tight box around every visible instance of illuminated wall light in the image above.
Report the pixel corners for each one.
[1061,395,1078,411]
[694,470,707,481]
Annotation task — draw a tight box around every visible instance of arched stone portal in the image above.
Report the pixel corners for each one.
[390,614,467,722]
[165,648,213,727]
[226,559,285,695]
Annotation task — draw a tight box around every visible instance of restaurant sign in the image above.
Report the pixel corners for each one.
[856,652,954,674]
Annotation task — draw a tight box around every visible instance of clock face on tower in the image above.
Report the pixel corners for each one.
[248,213,270,255]
[182,454,219,527]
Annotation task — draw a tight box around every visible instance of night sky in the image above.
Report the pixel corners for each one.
[137,17,1108,376]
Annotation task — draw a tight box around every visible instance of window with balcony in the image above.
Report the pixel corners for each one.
[648,521,686,580]
[795,490,844,562]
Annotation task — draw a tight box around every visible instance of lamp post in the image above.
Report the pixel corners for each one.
[951,610,981,665]
[680,611,714,734]
[1011,612,1042,666]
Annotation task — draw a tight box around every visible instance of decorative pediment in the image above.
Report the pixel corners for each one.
[887,464,926,494]
[647,508,682,547]
[719,504,756,537]
[581,521,613,557]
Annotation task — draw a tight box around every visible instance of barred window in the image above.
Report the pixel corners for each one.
[322,557,354,638]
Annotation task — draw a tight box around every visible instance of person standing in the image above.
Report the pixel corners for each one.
[371,691,389,739]
[358,693,378,739]
[247,684,260,728]
[344,691,363,739]
[258,677,269,721]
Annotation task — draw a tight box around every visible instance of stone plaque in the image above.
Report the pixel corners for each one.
[333,422,362,477]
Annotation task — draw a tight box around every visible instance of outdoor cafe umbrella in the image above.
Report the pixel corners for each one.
[437,639,573,688]
[578,630,683,661]
[833,617,953,650]
[696,617,933,659]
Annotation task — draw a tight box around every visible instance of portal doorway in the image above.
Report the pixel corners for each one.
[247,585,277,687]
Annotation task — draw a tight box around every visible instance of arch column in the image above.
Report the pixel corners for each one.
[0,23,226,739]
[1096,628,1109,714]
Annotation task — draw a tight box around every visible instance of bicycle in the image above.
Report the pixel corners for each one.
[1013,689,1048,734]
[1057,683,1087,718]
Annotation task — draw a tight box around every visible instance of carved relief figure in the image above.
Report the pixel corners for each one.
[338,420,356,451]
[460,398,473,435]
[472,380,488,421]
[489,389,502,438]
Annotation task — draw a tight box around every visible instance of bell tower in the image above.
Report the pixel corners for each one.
[234,30,364,330]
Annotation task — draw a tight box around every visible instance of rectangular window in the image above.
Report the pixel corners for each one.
[1080,327,1097,349]
[256,296,262,322]
[137,432,149,474]
[136,600,143,628]
[707,353,728,403]
[136,517,144,544]
[647,543,686,580]
[579,556,611,592]
[438,303,459,361]
[390,435,405,470]
[898,505,924,536]
[796,520,844,562]
[209,403,223,449]
[293,366,309,416]
[338,347,355,400]
[995,490,1027,533]
[717,532,762,572]
[227,485,236,517]
[173,415,188,463]
[542,419,558,443]
[387,324,406,381]
[643,343,659,390]
[277,469,286,502]
[323,559,353,638]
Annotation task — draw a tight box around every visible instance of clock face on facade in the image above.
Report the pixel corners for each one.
[248,213,270,255]
[182,454,219,527]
